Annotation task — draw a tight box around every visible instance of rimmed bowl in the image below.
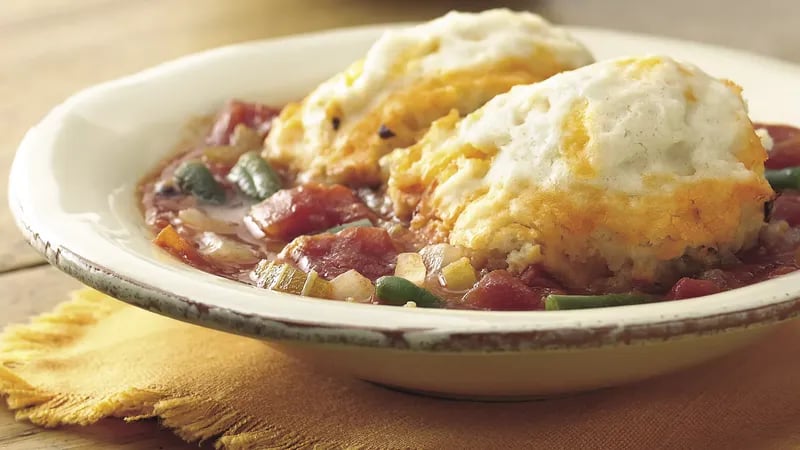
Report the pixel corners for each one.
[9,24,800,399]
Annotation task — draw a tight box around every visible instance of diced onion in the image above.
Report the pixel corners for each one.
[394,253,427,286]
[201,126,263,166]
[197,232,259,265]
[229,124,263,150]
[419,244,465,274]
[330,270,374,303]
[243,215,266,239]
[440,257,478,291]
[201,145,247,166]
[178,208,238,234]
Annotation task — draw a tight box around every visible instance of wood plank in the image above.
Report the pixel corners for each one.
[1,265,81,325]
[0,410,193,450]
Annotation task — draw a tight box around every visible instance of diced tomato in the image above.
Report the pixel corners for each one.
[280,227,398,281]
[207,100,280,145]
[462,270,550,311]
[758,124,800,170]
[772,192,800,226]
[666,277,722,300]
[248,183,376,241]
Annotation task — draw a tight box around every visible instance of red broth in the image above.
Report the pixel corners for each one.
[139,106,800,310]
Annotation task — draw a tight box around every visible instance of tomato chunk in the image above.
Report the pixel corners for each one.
[280,227,398,281]
[207,100,280,145]
[248,183,376,241]
[462,270,550,311]
[666,277,722,300]
[759,124,800,170]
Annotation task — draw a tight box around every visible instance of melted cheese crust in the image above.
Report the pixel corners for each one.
[386,56,774,289]
[264,9,593,186]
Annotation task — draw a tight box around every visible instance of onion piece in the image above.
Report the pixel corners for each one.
[201,145,247,166]
[394,253,427,286]
[419,244,465,274]
[330,270,374,303]
[201,125,263,165]
[197,232,259,265]
[229,123,264,150]
[178,208,239,235]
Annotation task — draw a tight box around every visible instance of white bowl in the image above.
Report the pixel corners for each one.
[9,24,800,399]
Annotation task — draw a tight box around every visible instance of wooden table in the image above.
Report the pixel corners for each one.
[2,1,798,447]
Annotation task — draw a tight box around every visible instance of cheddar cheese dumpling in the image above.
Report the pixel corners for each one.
[264,9,593,187]
[386,56,774,291]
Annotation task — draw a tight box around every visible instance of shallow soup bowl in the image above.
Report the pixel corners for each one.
[9,24,800,399]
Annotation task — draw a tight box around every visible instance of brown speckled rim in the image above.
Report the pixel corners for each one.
[14,205,800,352]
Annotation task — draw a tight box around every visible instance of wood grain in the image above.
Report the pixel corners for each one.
[0,411,194,450]
[2,0,799,448]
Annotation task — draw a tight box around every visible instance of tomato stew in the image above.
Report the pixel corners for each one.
[139,100,800,311]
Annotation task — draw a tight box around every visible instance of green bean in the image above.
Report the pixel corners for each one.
[227,151,282,201]
[326,219,373,233]
[173,160,225,204]
[544,293,655,311]
[375,276,443,308]
[765,167,800,191]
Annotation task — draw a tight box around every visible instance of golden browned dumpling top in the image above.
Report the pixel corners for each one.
[385,56,774,291]
[264,9,594,187]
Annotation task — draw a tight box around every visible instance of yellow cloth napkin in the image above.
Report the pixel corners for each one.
[2,288,800,449]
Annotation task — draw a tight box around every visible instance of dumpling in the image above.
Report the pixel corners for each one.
[264,9,593,187]
[385,56,774,291]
